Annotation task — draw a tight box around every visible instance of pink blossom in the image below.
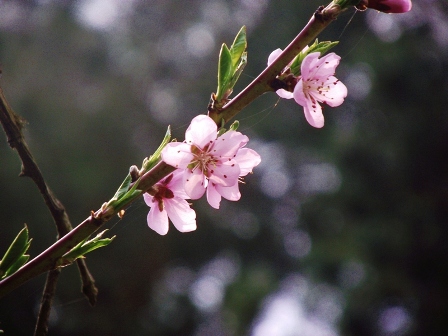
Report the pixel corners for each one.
[358,0,412,13]
[162,115,260,207]
[143,170,196,235]
[206,147,261,209]
[268,49,347,128]
[293,52,347,128]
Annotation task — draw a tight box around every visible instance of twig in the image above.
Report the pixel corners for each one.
[0,84,98,330]
[34,269,61,336]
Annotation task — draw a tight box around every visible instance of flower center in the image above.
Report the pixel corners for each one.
[190,143,217,177]
[304,78,332,101]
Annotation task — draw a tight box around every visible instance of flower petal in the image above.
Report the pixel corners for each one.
[147,204,169,235]
[185,115,217,149]
[206,183,222,209]
[309,53,341,79]
[164,197,197,233]
[367,0,412,13]
[167,169,190,199]
[321,77,347,107]
[267,48,283,66]
[213,130,248,157]
[300,52,321,79]
[215,183,241,201]
[162,142,194,169]
[143,193,154,207]
[208,160,240,187]
[276,89,294,99]
[302,96,324,128]
[292,79,307,106]
[234,148,261,176]
[183,168,206,199]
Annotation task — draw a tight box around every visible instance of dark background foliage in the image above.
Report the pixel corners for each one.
[1,0,447,335]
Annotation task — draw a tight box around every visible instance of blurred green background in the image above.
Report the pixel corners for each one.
[1,0,448,335]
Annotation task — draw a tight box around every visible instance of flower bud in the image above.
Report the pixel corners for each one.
[356,0,412,13]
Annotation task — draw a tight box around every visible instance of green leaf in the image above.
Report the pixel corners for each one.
[310,40,339,56]
[3,254,30,278]
[229,26,247,68]
[229,120,240,131]
[0,225,32,278]
[142,126,171,172]
[216,43,233,101]
[228,52,247,91]
[111,173,133,203]
[213,27,248,104]
[58,230,115,267]
[109,186,142,212]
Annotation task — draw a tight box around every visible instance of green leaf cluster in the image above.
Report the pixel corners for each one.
[215,26,247,103]
[289,39,339,76]
[57,230,115,267]
[0,225,32,279]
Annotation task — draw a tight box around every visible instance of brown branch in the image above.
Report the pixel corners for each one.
[34,269,61,336]
[0,84,98,331]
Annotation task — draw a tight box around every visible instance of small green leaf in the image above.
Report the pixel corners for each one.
[229,120,240,131]
[310,40,339,56]
[0,225,32,278]
[58,230,115,267]
[3,254,30,278]
[110,187,142,212]
[216,43,233,101]
[142,126,171,172]
[229,26,247,68]
[228,52,247,90]
[111,174,133,203]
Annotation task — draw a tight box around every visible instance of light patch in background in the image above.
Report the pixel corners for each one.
[234,0,269,27]
[283,229,312,259]
[164,266,195,295]
[201,1,230,30]
[251,274,341,336]
[378,306,412,335]
[185,23,215,58]
[189,275,225,312]
[344,63,373,101]
[251,141,292,198]
[252,141,287,171]
[306,283,345,326]
[147,85,180,124]
[74,0,135,31]
[366,11,402,42]
[297,163,341,195]
[0,1,24,30]
[189,253,240,313]
[260,169,292,199]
